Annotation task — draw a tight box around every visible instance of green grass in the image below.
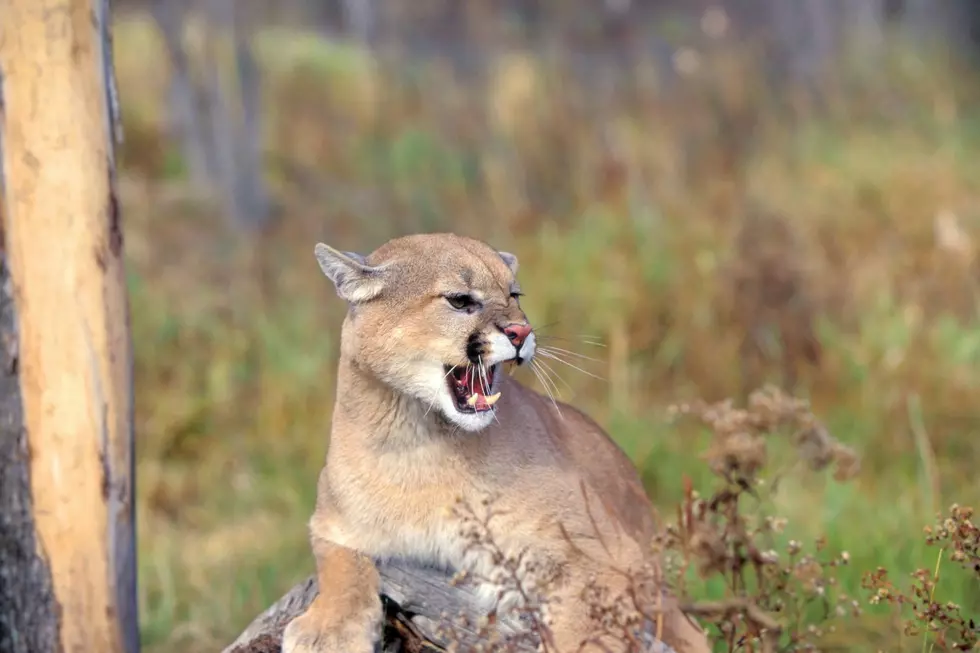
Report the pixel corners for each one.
[111,13,980,652]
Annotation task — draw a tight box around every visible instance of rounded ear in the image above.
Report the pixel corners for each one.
[498,251,519,276]
[314,242,386,304]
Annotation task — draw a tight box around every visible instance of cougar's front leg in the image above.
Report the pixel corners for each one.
[282,535,383,653]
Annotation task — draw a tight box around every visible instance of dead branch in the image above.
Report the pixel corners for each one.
[224,556,680,653]
[222,558,534,653]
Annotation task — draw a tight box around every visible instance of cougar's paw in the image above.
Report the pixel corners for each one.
[281,602,381,653]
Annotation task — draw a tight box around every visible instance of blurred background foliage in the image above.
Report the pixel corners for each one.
[106,0,980,650]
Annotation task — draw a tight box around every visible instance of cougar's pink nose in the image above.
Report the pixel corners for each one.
[503,322,532,347]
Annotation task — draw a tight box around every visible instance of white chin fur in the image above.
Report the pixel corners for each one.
[444,401,496,432]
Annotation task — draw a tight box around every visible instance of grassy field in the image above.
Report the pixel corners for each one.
[112,13,980,652]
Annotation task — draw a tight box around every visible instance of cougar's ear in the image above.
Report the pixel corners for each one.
[314,242,386,304]
[498,251,519,276]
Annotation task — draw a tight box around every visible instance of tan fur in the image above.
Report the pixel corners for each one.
[282,233,710,653]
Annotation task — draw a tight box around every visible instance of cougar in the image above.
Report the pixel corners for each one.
[282,233,710,653]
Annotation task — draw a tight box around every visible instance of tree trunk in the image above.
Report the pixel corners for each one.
[0,0,138,652]
[0,255,61,653]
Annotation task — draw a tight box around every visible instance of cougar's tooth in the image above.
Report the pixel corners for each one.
[484,392,501,406]
[466,393,479,406]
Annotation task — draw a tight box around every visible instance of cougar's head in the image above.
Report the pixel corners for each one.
[314,233,536,432]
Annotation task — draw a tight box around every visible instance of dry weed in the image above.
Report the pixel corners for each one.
[657,386,861,652]
[863,504,979,651]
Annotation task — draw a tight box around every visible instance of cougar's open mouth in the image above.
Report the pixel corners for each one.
[446,363,501,413]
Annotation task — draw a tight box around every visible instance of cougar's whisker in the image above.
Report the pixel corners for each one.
[537,350,605,381]
[529,360,562,419]
[536,334,607,348]
[538,345,603,364]
[534,356,575,396]
[478,355,500,425]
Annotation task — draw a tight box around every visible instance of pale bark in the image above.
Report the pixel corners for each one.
[0,0,138,651]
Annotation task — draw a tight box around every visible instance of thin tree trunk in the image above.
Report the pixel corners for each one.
[202,0,271,232]
[232,9,271,232]
[150,0,218,187]
[0,0,138,651]
[342,0,376,45]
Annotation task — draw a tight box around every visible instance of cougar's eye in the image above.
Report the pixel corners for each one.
[445,293,480,313]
